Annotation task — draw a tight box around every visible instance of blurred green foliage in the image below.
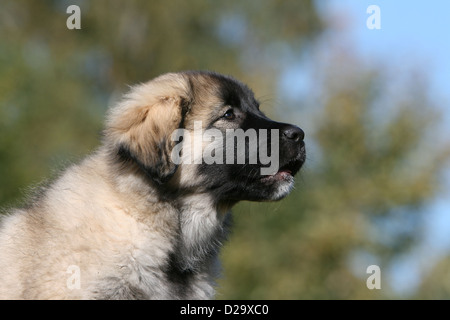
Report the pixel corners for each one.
[0,0,449,299]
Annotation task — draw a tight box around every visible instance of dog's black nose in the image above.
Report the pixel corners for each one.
[282,125,304,142]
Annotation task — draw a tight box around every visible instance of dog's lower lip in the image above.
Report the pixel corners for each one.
[260,169,293,183]
[279,169,292,175]
[276,169,293,178]
[261,157,304,182]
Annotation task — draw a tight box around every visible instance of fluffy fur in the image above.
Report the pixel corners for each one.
[0,71,305,299]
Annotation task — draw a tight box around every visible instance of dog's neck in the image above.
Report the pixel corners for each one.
[173,193,232,272]
[106,159,232,274]
[102,148,233,276]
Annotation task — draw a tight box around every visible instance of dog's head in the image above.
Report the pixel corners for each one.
[104,71,305,203]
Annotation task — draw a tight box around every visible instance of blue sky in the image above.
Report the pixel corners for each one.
[317,0,450,295]
[322,0,450,112]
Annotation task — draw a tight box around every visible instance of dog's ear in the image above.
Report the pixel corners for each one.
[105,75,191,184]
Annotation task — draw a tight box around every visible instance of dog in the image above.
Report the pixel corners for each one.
[0,71,305,299]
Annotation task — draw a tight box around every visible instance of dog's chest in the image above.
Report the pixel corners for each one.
[111,246,217,300]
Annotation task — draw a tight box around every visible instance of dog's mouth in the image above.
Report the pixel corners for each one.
[280,157,303,176]
[260,156,304,183]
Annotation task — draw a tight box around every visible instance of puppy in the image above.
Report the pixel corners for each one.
[0,71,305,299]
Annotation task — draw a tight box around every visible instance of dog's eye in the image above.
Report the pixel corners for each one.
[222,109,235,120]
